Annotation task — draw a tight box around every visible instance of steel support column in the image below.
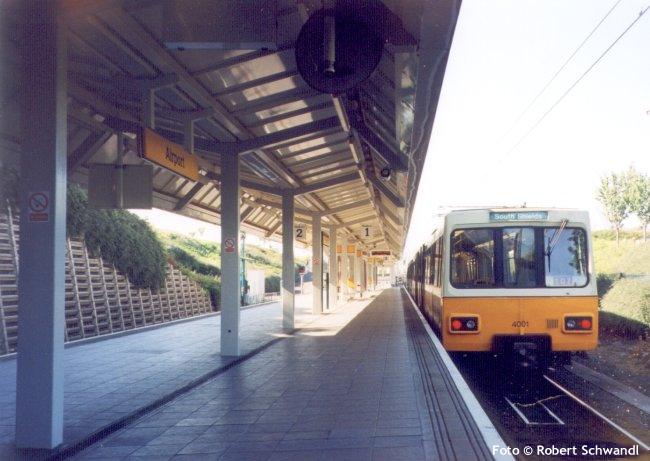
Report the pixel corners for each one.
[354,252,362,296]
[312,215,322,314]
[340,247,349,302]
[282,192,294,330]
[220,153,241,356]
[16,1,66,449]
[328,226,337,309]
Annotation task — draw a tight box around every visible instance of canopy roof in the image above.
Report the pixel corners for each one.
[0,0,461,259]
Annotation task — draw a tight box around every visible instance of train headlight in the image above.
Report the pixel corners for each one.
[564,315,593,333]
[449,315,479,333]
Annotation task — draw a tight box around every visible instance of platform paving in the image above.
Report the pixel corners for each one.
[66,288,492,461]
[0,294,327,459]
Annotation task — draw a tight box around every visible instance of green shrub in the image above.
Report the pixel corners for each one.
[66,184,167,290]
[599,311,649,340]
[0,164,19,212]
[179,268,220,309]
[593,229,644,241]
[600,278,650,325]
[596,273,619,299]
[265,275,281,293]
[169,246,220,276]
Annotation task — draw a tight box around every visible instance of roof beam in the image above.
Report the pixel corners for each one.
[231,87,319,116]
[265,220,282,237]
[174,182,205,211]
[204,171,281,195]
[352,121,408,171]
[209,117,341,155]
[293,173,360,196]
[367,174,405,208]
[334,215,378,228]
[375,200,403,226]
[67,129,113,171]
[317,199,371,217]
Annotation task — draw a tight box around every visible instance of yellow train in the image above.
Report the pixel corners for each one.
[406,208,598,366]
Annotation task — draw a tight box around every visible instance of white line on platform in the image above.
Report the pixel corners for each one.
[402,287,515,461]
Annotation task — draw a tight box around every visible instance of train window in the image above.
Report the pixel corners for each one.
[434,239,442,287]
[450,229,495,288]
[502,228,536,288]
[544,228,588,287]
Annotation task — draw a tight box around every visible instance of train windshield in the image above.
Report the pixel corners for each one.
[544,228,588,287]
[450,229,496,288]
[502,228,536,288]
[451,226,588,288]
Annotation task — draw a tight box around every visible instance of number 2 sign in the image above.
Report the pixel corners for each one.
[295,225,306,241]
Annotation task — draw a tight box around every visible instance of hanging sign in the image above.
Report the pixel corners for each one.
[27,191,50,222]
[140,128,199,181]
[295,225,306,241]
[362,226,375,238]
[224,237,236,253]
[346,245,356,254]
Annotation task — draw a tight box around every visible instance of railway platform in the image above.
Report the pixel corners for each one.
[2,288,503,460]
[2,289,505,460]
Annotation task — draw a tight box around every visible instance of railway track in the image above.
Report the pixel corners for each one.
[453,354,650,460]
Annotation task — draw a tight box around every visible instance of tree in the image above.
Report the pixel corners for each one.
[627,168,650,242]
[597,172,629,245]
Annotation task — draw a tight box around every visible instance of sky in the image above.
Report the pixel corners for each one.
[402,0,650,262]
[136,0,650,264]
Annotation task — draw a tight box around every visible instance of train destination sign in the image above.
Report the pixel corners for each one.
[140,128,199,181]
[489,211,548,222]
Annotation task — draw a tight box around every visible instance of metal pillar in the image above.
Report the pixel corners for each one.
[312,215,322,314]
[282,192,294,330]
[340,247,348,302]
[16,1,66,449]
[328,226,337,308]
[354,251,362,295]
[220,153,241,356]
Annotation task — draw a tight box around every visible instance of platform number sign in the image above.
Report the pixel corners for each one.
[362,226,374,238]
[295,225,306,241]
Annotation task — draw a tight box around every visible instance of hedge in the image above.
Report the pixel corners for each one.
[67,184,167,290]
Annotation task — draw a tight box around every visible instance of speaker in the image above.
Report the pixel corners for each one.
[295,9,382,94]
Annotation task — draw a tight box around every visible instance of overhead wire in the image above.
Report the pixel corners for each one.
[497,0,624,144]
[501,5,649,160]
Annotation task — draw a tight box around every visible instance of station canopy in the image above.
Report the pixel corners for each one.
[0,0,461,260]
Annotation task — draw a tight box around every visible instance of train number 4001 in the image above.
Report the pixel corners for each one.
[512,320,529,328]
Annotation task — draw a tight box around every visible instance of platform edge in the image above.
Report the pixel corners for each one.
[401,286,515,461]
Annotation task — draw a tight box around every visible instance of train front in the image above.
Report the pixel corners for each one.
[442,209,598,366]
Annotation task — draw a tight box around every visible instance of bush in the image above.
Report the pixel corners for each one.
[599,311,649,340]
[179,268,220,310]
[600,278,650,325]
[66,184,167,290]
[0,164,19,212]
[265,275,280,293]
[169,246,220,276]
[596,273,619,299]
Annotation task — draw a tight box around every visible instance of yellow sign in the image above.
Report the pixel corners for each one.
[347,245,356,254]
[140,128,199,181]
[336,245,342,254]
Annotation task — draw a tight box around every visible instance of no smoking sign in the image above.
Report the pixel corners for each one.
[224,237,236,253]
[27,191,50,223]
